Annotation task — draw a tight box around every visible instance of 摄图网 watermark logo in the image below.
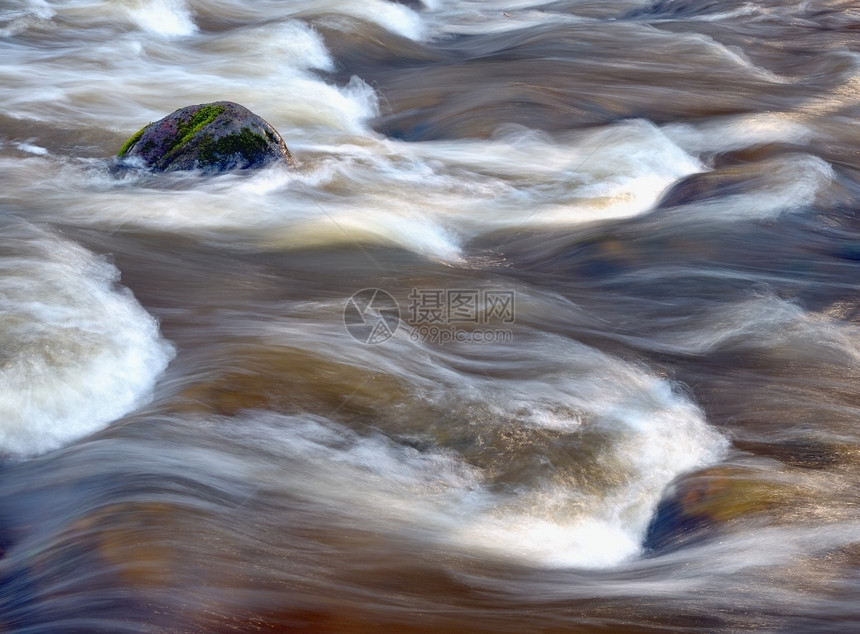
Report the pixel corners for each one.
[343,288,401,344]
[344,288,515,345]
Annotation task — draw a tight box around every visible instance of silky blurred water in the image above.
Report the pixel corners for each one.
[1,0,859,631]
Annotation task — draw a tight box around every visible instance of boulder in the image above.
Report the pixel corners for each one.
[643,465,791,554]
[118,101,295,172]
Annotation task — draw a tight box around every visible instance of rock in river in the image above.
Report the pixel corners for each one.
[117,101,295,172]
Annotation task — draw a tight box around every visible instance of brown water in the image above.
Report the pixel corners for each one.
[1,0,859,631]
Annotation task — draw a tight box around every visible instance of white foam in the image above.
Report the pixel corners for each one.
[0,8,379,134]
[0,0,56,36]
[227,327,728,568]
[303,0,427,41]
[13,141,49,156]
[1,0,55,20]
[433,337,727,567]
[681,3,761,23]
[202,20,334,73]
[430,8,585,36]
[668,153,833,221]
[0,118,701,262]
[419,0,576,36]
[0,227,175,458]
[393,120,704,232]
[192,0,426,41]
[655,293,860,363]
[125,0,197,37]
[677,31,793,84]
[663,113,814,155]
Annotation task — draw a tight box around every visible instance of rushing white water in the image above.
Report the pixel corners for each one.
[662,154,834,221]
[205,312,729,568]
[430,339,729,568]
[2,0,837,263]
[663,113,815,155]
[0,3,379,133]
[214,385,725,569]
[1,0,858,630]
[0,119,703,262]
[0,225,174,458]
[126,0,198,37]
[653,293,860,362]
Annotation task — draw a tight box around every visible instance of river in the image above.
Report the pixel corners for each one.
[1,0,859,631]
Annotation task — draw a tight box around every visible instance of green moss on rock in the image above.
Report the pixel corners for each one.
[197,127,271,167]
[160,104,226,164]
[117,126,146,158]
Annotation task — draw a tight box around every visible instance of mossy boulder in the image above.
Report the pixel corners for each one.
[118,101,295,172]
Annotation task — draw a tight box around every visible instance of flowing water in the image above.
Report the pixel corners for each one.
[1,0,859,631]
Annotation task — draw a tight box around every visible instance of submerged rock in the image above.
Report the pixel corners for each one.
[118,101,295,172]
[643,465,793,554]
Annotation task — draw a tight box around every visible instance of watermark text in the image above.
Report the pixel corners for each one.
[344,288,516,345]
